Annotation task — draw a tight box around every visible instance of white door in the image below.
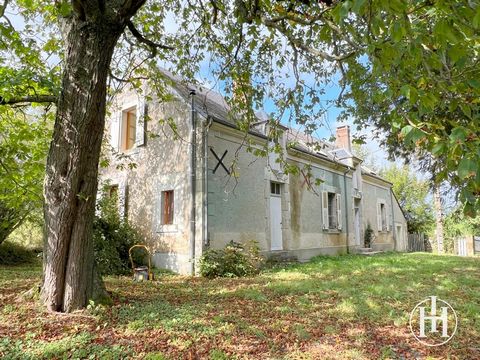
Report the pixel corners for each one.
[396,225,403,249]
[354,206,361,246]
[270,182,283,251]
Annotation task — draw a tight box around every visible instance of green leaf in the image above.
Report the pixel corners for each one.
[467,79,480,90]
[458,158,477,179]
[473,6,480,29]
[401,125,424,145]
[351,0,367,14]
[450,127,467,142]
[432,142,446,156]
[391,22,406,42]
[460,104,472,119]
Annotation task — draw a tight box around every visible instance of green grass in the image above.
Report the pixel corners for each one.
[0,253,479,359]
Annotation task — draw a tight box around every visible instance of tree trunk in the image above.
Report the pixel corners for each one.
[433,185,444,254]
[41,14,125,312]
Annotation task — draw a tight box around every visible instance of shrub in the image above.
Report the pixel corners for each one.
[199,240,264,278]
[0,241,39,265]
[93,189,145,276]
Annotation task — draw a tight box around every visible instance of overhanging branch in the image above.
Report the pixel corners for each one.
[261,17,356,62]
[126,20,174,58]
[0,95,57,105]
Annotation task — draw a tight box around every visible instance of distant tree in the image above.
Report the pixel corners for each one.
[0,109,51,244]
[351,143,380,173]
[444,207,480,253]
[380,164,434,234]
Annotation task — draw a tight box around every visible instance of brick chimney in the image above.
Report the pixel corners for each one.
[335,125,352,152]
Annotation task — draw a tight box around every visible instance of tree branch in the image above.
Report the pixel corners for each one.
[261,17,355,62]
[0,95,57,105]
[0,0,10,18]
[126,20,174,58]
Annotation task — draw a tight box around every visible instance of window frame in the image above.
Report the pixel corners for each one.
[121,106,137,152]
[161,190,175,225]
[322,190,342,231]
[327,192,337,229]
[270,181,281,196]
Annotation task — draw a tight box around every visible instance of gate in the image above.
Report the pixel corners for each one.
[408,233,425,252]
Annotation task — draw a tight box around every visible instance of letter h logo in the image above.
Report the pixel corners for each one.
[419,296,449,338]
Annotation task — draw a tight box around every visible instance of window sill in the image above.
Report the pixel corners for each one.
[157,224,178,233]
[120,147,140,156]
[324,229,342,233]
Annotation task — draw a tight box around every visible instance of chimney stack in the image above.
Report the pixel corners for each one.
[335,125,351,152]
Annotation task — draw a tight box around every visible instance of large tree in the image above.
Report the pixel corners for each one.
[339,0,480,215]
[1,0,479,311]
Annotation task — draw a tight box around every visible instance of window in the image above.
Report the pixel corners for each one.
[380,203,386,231]
[328,193,337,229]
[377,200,389,232]
[270,182,281,195]
[322,191,342,230]
[122,107,136,151]
[161,190,174,225]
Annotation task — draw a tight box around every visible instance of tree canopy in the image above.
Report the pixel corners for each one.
[2,0,477,211]
[1,0,479,311]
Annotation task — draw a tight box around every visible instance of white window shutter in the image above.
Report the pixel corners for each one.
[135,96,146,147]
[322,191,329,230]
[110,111,122,151]
[377,202,383,231]
[336,193,342,230]
[386,204,391,232]
[118,179,127,220]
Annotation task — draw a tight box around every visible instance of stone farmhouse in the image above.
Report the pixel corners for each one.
[100,71,408,274]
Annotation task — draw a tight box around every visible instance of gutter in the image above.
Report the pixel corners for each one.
[203,116,213,249]
[389,188,397,251]
[189,90,197,275]
[343,168,351,254]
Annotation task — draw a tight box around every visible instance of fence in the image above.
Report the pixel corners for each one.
[454,235,478,257]
[407,233,427,252]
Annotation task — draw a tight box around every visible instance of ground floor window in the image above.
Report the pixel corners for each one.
[161,190,174,225]
[377,200,389,232]
[322,191,342,230]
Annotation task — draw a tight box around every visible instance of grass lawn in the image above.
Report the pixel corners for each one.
[0,253,479,359]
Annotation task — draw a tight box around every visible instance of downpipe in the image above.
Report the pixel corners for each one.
[190,90,196,275]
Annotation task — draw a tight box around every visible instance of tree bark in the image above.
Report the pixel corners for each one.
[41,9,130,312]
[433,185,444,254]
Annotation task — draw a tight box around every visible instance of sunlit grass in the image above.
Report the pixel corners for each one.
[0,252,479,359]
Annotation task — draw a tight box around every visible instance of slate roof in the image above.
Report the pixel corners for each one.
[157,69,389,182]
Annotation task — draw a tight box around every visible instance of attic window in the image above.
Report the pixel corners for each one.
[270,182,281,195]
[122,107,136,151]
